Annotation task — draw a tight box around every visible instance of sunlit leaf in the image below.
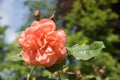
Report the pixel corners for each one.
[70,41,105,60]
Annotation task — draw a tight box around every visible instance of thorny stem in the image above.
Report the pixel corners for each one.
[26,66,36,80]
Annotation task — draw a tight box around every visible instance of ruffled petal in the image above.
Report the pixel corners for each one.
[31,21,39,27]
[22,49,38,65]
[38,19,56,32]
[57,29,66,45]
[55,47,66,64]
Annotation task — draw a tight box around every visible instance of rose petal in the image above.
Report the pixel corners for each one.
[57,29,66,45]
[39,19,56,32]
[31,21,39,27]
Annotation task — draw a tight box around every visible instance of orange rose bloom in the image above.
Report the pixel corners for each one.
[18,19,66,67]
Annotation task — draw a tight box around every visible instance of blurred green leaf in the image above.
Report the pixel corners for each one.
[10,52,23,61]
[70,41,105,60]
[36,76,55,80]
[86,75,95,79]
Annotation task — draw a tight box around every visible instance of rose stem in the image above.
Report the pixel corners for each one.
[57,71,61,80]
[26,66,36,80]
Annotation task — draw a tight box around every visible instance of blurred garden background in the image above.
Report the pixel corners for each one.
[0,0,120,80]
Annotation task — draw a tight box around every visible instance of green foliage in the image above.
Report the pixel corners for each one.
[64,0,120,79]
[46,59,66,73]
[10,51,23,61]
[70,41,105,60]
[65,0,120,56]
[36,76,55,80]
[79,52,120,79]
[0,0,120,79]
[0,26,7,53]
[0,42,27,80]
[66,31,89,47]
[65,0,119,41]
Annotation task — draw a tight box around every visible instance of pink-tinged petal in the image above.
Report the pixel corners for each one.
[35,46,57,67]
[38,19,56,32]
[22,51,30,62]
[18,33,25,45]
[36,53,57,67]
[18,39,30,48]
[31,21,39,27]
[18,33,30,48]
[24,27,32,36]
[57,29,66,45]
[45,54,57,67]
[26,34,38,49]
[36,53,48,64]
[22,49,38,65]
[46,32,57,46]
[56,47,66,64]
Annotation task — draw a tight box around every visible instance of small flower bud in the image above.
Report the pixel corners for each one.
[54,71,58,76]
[76,70,82,78]
[76,70,81,75]
[34,9,40,21]
[99,66,106,73]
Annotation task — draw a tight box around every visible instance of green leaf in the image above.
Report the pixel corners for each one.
[78,39,88,45]
[86,75,95,79]
[10,52,23,61]
[70,41,105,60]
